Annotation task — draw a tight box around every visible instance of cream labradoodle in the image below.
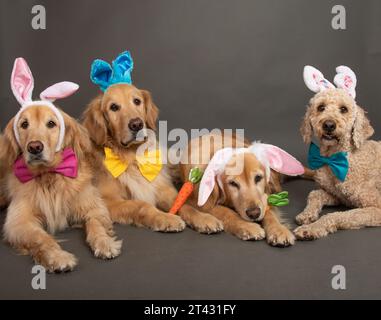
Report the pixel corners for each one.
[294,65,381,240]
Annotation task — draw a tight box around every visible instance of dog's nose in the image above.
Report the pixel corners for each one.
[27,141,44,155]
[245,206,261,220]
[128,118,144,133]
[323,120,336,133]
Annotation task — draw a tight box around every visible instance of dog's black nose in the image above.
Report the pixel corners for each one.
[27,141,44,155]
[323,120,336,133]
[246,206,261,220]
[128,118,144,132]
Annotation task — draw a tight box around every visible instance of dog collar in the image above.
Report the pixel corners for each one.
[13,148,78,183]
[103,147,162,182]
[308,142,349,182]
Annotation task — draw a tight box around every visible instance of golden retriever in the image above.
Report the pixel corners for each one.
[82,84,189,232]
[0,135,8,208]
[178,133,302,246]
[1,105,122,272]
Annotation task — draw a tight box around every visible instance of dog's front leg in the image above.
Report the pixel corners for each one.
[209,205,265,241]
[262,208,295,247]
[77,188,122,259]
[3,201,77,272]
[295,183,381,240]
[106,196,185,232]
[156,186,223,234]
[294,207,381,240]
[295,189,340,225]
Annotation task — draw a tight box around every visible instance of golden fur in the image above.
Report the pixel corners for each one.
[294,88,381,239]
[82,84,185,232]
[0,135,8,208]
[1,105,122,272]
[179,133,295,246]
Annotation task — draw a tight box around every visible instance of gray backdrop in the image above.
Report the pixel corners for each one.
[1,0,381,300]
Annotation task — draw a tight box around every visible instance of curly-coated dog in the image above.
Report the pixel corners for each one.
[2,58,121,272]
[294,65,381,240]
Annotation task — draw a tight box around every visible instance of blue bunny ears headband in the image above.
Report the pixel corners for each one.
[90,51,134,92]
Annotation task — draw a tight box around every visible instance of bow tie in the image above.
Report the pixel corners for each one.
[103,147,162,182]
[13,148,78,183]
[308,142,349,182]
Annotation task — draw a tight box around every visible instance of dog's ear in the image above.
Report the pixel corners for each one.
[141,90,159,131]
[63,112,92,159]
[0,118,20,166]
[267,171,282,194]
[202,183,226,208]
[300,105,313,144]
[82,94,108,146]
[352,105,374,149]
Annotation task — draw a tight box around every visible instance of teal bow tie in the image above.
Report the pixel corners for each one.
[308,142,349,182]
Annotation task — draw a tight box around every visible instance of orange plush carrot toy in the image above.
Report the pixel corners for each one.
[169,167,203,214]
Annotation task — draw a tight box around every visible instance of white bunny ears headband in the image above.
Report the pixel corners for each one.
[303,65,357,99]
[10,58,79,151]
[197,143,305,207]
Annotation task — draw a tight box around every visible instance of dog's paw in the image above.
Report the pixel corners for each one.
[92,236,122,259]
[293,223,328,240]
[266,225,295,247]
[188,213,224,234]
[38,249,78,273]
[152,213,186,232]
[233,222,265,241]
[295,211,319,225]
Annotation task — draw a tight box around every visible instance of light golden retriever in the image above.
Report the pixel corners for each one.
[1,106,122,272]
[0,135,8,208]
[82,84,189,232]
[178,133,299,246]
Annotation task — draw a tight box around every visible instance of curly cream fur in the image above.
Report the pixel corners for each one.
[294,88,381,240]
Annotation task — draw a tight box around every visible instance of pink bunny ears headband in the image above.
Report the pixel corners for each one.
[10,58,79,151]
[303,65,357,99]
[197,143,305,207]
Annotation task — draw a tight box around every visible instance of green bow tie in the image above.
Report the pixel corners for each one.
[268,191,289,207]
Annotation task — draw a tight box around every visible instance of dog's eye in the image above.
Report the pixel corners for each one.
[133,98,141,106]
[20,120,29,129]
[47,120,57,128]
[340,105,348,114]
[110,103,120,112]
[254,174,263,184]
[228,180,240,189]
[317,104,325,112]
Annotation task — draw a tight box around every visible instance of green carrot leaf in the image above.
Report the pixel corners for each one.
[189,167,203,184]
[268,191,289,207]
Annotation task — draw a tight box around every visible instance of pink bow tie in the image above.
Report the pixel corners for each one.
[13,148,78,183]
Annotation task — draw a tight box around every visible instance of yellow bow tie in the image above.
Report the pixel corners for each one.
[103,147,163,182]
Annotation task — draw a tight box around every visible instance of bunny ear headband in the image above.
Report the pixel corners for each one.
[11,57,79,152]
[197,143,305,207]
[303,65,357,99]
[90,51,134,92]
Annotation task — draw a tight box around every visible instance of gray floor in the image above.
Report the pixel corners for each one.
[1,178,381,300]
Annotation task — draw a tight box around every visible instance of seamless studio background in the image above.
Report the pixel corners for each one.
[1,0,381,299]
